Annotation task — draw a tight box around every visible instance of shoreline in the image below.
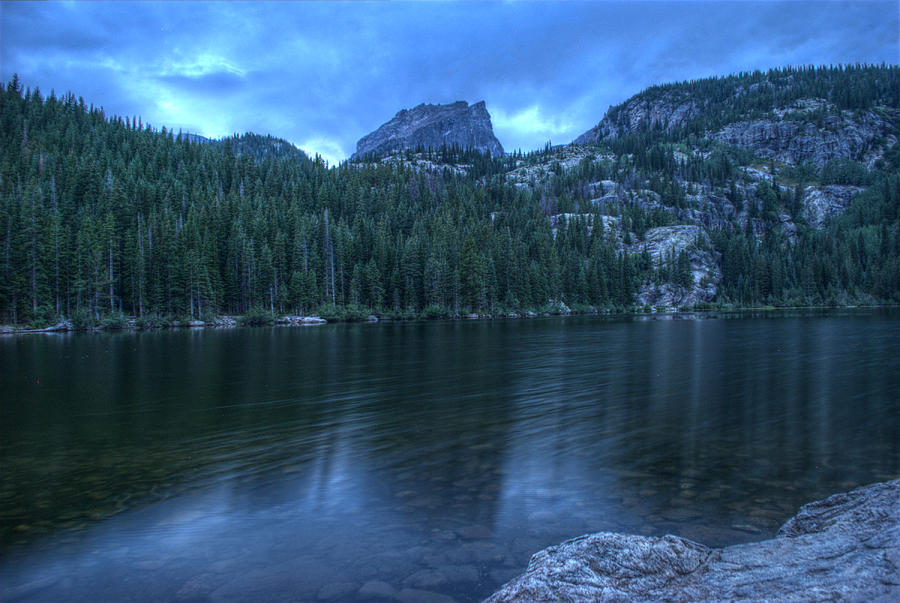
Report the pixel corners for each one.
[2,304,897,336]
[486,479,900,603]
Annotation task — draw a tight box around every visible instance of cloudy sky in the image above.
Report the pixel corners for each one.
[2,1,897,164]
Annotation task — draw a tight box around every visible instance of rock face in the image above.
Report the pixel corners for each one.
[632,225,721,308]
[574,94,700,146]
[547,213,721,308]
[711,108,895,168]
[485,479,900,603]
[802,184,864,229]
[575,91,897,169]
[352,101,503,159]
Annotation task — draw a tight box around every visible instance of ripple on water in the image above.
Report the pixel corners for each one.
[2,313,899,602]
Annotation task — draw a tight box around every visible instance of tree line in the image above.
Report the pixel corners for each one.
[1,67,898,327]
[0,77,655,326]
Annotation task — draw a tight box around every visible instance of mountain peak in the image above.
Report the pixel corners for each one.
[352,100,503,160]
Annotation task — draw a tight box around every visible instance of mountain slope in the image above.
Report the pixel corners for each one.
[575,65,900,168]
[1,66,898,327]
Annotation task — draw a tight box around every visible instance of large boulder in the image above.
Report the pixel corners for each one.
[485,479,900,602]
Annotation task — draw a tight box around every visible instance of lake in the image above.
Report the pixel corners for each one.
[1,311,899,602]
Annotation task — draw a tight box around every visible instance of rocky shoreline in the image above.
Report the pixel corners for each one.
[485,479,900,602]
[0,314,328,335]
[3,305,895,336]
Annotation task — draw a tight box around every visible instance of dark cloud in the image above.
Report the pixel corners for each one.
[1,1,897,163]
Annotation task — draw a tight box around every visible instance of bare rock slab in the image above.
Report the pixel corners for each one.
[485,479,900,602]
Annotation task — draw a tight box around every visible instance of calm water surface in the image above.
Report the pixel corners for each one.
[1,311,899,602]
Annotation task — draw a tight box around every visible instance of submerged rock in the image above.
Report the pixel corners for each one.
[485,479,900,602]
[316,581,357,601]
[358,580,397,600]
[397,588,458,603]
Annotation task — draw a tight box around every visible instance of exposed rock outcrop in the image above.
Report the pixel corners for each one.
[276,315,327,326]
[574,94,700,145]
[3,320,73,334]
[506,147,614,188]
[547,212,721,308]
[802,184,864,229]
[352,101,503,159]
[711,107,895,168]
[485,479,900,603]
[574,89,897,169]
[632,225,721,308]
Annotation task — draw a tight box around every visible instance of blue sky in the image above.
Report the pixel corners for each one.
[1,1,897,164]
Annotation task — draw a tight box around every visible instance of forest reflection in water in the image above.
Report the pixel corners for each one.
[1,311,898,602]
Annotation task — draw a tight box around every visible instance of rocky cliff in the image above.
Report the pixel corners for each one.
[486,479,900,603]
[801,184,865,228]
[574,70,899,169]
[577,95,897,168]
[352,101,504,159]
[711,104,897,168]
[631,225,721,308]
[574,93,700,146]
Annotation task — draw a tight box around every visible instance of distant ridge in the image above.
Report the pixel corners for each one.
[573,64,899,167]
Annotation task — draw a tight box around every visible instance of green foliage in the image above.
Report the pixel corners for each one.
[316,303,370,322]
[240,307,275,326]
[820,158,871,186]
[70,308,97,330]
[605,64,899,141]
[27,305,61,329]
[779,162,818,185]
[134,313,168,329]
[420,304,451,319]
[712,171,900,306]
[0,68,898,326]
[99,311,128,329]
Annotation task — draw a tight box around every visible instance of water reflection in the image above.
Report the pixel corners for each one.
[1,312,899,602]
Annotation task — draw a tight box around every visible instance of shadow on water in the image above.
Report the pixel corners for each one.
[1,311,899,602]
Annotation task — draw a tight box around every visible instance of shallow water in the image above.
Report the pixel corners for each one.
[1,311,899,602]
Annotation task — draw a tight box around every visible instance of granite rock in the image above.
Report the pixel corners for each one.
[486,480,900,602]
[353,101,503,159]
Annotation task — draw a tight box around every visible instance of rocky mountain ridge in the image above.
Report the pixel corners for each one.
[576,95,897,168]
[352,100,504,159]
[574,67,899,169]
[345,68,896,308]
